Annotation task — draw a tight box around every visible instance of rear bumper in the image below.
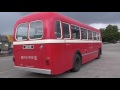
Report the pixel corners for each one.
[15,66,51,75]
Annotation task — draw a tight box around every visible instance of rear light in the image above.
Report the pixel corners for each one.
[46,57,50,65]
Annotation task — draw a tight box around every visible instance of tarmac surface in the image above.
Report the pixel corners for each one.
[0,44,120,78]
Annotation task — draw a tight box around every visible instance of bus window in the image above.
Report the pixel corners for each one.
[29,21,43,39]
[71,25,80,39]
[96,33,100,41]
[62,23,70,39]
[81,28,87,40]
[16,23,28,40]
[93,32,97,40]
[88,30,92,40]
[55,21,62,38]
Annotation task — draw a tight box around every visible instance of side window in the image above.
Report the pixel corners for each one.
[62,23,70,38]
[96,33,100,41]
[29,21,43,39]
[93,32,97,40]
[81,28,87,39]
[71,25,80,39]
[55,21,62,38]
[88,30,92,40]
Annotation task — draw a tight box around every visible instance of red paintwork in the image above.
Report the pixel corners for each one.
[13,12,102,75]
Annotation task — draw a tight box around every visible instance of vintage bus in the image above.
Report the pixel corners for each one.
[13,12,102,75]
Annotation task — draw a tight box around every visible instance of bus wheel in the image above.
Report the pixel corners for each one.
[71,54,81,72]
[96,49,101,59]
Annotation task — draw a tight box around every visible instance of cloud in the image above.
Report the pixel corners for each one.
[60,12,120,24]
[90,23,120,29]
[0,12,23,35]
[1,12,120,35]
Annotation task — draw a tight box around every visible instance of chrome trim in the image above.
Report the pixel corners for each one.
[15,66,51,75]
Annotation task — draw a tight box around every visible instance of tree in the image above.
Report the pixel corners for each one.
[100,24,120,43]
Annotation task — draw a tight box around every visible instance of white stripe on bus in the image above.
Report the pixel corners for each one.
[13,39,102,45]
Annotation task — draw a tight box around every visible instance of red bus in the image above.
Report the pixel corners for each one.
[13,12,102,75]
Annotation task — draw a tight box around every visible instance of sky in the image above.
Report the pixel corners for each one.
[0,12,120,35]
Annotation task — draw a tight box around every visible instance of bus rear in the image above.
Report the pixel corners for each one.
[13,14,52,75]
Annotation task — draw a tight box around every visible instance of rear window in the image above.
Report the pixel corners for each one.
[29,21,43,39]
[16,23,28,40]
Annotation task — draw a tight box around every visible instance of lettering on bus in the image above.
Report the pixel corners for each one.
[21,56,37,60]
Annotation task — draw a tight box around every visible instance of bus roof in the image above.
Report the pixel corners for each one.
[15,12,99,32]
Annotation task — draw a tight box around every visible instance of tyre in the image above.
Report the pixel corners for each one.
[71,54,82,72]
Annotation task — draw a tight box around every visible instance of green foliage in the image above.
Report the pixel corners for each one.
[100,25,120,43]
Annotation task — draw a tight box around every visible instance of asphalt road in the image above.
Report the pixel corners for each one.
[0,44,120,78]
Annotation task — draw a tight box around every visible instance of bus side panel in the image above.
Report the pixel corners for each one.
[92,43,101,58]
[48,44,68,75]
[70,43,89,64]
[70,43,99,65]
[87,43,96,62]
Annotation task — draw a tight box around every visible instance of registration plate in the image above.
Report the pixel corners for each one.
[23,45,34,49]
